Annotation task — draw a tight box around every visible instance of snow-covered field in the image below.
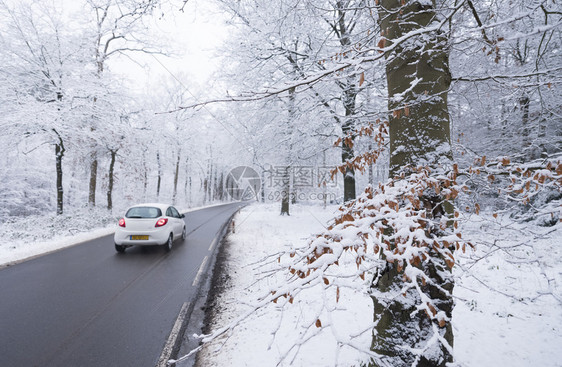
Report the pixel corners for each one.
[195,203,562,367]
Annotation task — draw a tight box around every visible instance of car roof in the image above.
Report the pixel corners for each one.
[127,203,171,212]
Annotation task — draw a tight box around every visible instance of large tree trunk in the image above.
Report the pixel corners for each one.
[173,150,181,204]
[156,151,162,200]
[335,2,358,202]
[54,130,65,215]
[107,149,117,210]
[280,166,290,216]
[89,153,98,207]
[370,1,454,366]
[382,0,452,175]
[143,151,148,201]
[216,171,224,201]
[520,94,531,147]
[371,251,454,367]
[342,103,356,202]
[184,156,191,204]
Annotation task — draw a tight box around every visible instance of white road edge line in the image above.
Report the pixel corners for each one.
[157,301,190,367]
[192,256,209,288]
[208,236,218,252]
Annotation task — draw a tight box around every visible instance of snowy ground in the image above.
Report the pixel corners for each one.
[195,203,373,367]
[2,202,560,366]
[453,212,562,367]
[194,203,562,367]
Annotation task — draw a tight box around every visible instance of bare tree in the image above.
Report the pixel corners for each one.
[0,0,92,215]
[85,0,161,207]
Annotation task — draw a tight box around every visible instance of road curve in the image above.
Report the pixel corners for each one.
[0,202,245,367]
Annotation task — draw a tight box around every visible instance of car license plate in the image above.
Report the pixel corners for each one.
[131,235,149,240]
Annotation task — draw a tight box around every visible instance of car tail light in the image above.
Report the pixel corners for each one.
[119,218,126,227]
[155,218,168,227]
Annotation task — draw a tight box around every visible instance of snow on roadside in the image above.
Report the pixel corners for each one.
[196,203,373,367]
[0,208,118,267]
[197,204,562,367]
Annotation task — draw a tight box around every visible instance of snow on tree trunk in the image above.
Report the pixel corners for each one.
[173,150,181,205]
[107,149,117,210]
[281,85,297,216]
[54,132,65,216]
[381,0,453,175]
[335,2,359,203]
[370,1,454,365]
[89,153,98,207]
[156,151,162,200]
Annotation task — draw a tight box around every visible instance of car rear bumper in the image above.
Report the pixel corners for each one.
[114,229,170,246]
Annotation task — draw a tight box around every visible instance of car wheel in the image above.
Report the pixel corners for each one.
[181,226,187,241]
[164,234,173,252]
[115,244,126,253]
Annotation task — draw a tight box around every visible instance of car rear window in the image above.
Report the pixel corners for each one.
[125,207,162,218]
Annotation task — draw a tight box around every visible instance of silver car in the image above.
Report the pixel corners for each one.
[114,203,187,253]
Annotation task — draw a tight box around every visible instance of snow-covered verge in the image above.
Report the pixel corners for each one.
[195,203,562,367]
[195,203,373,367]
[0,208,118,267]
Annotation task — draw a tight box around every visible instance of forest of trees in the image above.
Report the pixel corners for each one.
[1,0,560,366]
[0,0,239,219]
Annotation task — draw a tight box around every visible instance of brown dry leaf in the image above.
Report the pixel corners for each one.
[427,302,437,317]
[359,72,365,87]
[336,287,340,303]
[377,38,386,53]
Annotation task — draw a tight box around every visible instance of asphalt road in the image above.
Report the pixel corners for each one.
[0,202,245,367]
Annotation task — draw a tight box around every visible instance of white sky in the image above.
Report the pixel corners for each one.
[107,1,230,91]
[1,0,229,91]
